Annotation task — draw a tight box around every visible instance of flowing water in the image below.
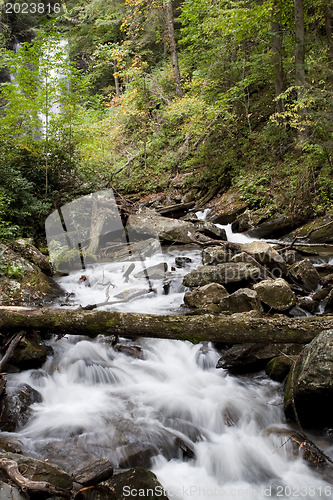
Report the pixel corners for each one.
[3,224,333,499]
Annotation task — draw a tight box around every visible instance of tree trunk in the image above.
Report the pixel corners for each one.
[293,0,307,143]
[1,306,333,344]
[271,1,286,114]
[326,0,333,56]
[114,61,120,96]
[164,1,183,97]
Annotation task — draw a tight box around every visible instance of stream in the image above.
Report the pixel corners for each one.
[4,220,333,499]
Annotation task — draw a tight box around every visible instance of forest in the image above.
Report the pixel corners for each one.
[0,0,332,240]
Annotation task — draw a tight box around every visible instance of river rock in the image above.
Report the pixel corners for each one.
[219,288,263,314]
[0,481,26,500]
[175,256,192,268]
[202,247,233,266]
[240,241,287,276]
[265,355,295,382]
[191,220,227,240]
[297,296,318,314]
[184,283,229,308]
[209,190,247,224]
[183,263,260,288]
[324,289,333,313]
[10,332,52,370]
[231,252,273,280]
[281,250,304,266]
[284,329,333,427]
[0,451,73,491]
[134,263,167,280]
[217,343,302,374]
[108,467,169,500]
[103,238,161,262]
[231,210,267,233]
[9,238,52,275]
[287,216,333,243]
[127,210,225,244]
[246,215,305,239]
[72,457,113,486]
[253,278,296,311]
[289,259,321,292]
[0,383,42,432]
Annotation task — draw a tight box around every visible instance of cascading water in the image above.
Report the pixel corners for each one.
[2,210,333,499]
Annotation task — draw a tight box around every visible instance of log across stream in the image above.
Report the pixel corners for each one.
[1,305,333,343]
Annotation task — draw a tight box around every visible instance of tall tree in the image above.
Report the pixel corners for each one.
[271,0,286,114]
[163,0,183,97]
[293,0,307,142]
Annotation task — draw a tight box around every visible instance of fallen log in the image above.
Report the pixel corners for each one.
[1,306,333,344]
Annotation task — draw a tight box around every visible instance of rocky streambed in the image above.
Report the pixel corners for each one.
[1,208,333,499]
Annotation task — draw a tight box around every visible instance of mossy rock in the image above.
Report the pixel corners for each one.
[10,332,53,370]
[108,467,169,500]
[265,355,294,382]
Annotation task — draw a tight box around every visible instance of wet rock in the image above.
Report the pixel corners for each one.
[0,481,26,500]
[240,241,287,276]
[127,210,225,245]
[72,457,114,486]
[282,250,304,266]
[296,297,318,314]
[231,210,267,233]
[105,238,161,262]
[253,278,296,311]
[175,256,193,268]
[202,247,233,266]
[118,447,158,469]
[191,220,227,240]
[265,355,295,382]
[184,283,229,308]
[289,259,321,292]
[209,191,247,224]
[0,436,22,454]
[11,332,52,370]
[134,263,167,280]
[246,215,305,239]
[287,216,333,243]
[9,238,52,275]
[231,252,273,280]
[75,484,117,500]
[219,288,263,314]
[183,263,261,288]
[114,343,144,359]
[0,451,73,491]
[108,467,169,500]
[284,329,333,427]
[312,286,331,303]
[323,289,333,313]
[0,383,42,432]
[217,343,302,373]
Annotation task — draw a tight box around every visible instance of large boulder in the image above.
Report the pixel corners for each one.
[10,332,52,370]
[184,283,229,309]
[217,343,302,374]
[287,216,333,243]
[284,329,333,427]
[0,383,42,432]
[219,288,263,314]
[231,252,273,280]
[209,190,247,224]
[202,246,233,266]
[253,278,296,311]
[289,259,321,292]
[0,452,73,491]
[127,210,226,245]
[246,215,305,239]
[183,263,260,288]
[0,244,62,306]
[107,467,169,500]
[265,355,295,382]
[240,241,287,275]
[0,481,26,500]
[9,238,52,275]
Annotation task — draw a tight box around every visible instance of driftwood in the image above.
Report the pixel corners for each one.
[1,306,333,344]
[72,457,113,486]
[0,458,72,497]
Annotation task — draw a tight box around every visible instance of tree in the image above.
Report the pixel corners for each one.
[163,0,183,97]
[293,0,307,143]
[271,0,286,114]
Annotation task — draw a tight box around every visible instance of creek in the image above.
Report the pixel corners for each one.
[4,219,333,500]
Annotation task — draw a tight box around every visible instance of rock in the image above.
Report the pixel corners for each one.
[108,467,169,500]
[0,481,26,500]
[0,244,62,306]
[296,297,318,314]
[9,238,52,275]
[11,332,52,370]
[231,210,267,233]
[219,288,263,314]
[265,355,295,382]
[284,329,333,427]
[209,191,247,224]
[0,436,22,454]
[289,259,321,292]
[282,250,304,266]
[191,220,227,240]
[0,383,42,432]
[240,241,287,276]
[202,247,233,266]
[253,278,296,311]
[324,289,333,313]
[127,210,225,245]
[175,256,192,268]
[246,215,305,239]
[217,343,302,374]
[102,238,161,263]
[183,263,261,288]
[114,343,144,359]
[231,252,273,280]
[134,263,167,280]
[287,216,333,243]
[184,283,229,308]
[156,202,195,218]
[0,451,73,491]
[72,457,113,486]
[75,484,118,500]
[118,447,158,469]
